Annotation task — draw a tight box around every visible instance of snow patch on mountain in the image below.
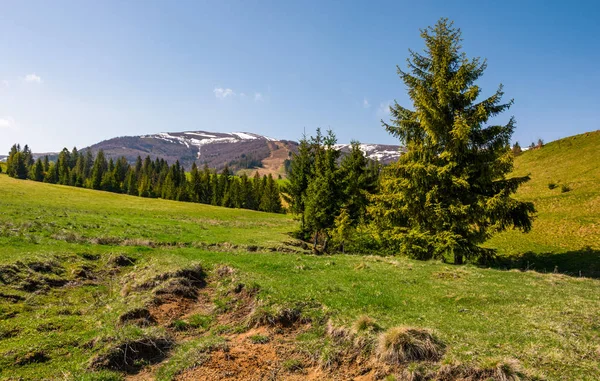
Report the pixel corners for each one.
[334,143,403,162]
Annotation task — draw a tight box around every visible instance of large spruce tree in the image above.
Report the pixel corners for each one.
[371,19,535,264]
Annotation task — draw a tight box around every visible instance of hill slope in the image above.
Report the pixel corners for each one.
[487,130,600,274]
[1,175,600,380]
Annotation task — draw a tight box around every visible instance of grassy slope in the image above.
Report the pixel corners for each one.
[1,174,599,380]
[487,130,600,275]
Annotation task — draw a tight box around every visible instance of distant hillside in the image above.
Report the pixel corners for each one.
[84,130,403,175]
[85,131,295,173]
[487,130,600,274]
[2,131,404,173]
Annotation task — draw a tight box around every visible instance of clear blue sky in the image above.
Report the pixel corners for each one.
[1,0,599,153]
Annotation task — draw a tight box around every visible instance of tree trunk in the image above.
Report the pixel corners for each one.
[313,231,318,250]
[454,251,463,265]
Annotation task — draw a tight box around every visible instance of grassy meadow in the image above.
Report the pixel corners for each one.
[487,130,600,276]
[1,132,600,380]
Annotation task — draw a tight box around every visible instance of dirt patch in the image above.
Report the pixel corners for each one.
[15,350,50,366]
[0,291,25,303]
[0,264,24,285]
[26,260,63,275]
[91,338,173,373]
[119,308,156,327]
[110,254,137,267]
[73,264,96,280]
[80,252,101,261]
[0,327,20,340]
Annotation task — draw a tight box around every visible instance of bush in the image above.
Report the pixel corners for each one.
[561,184,572,193]
[548,182,557,190]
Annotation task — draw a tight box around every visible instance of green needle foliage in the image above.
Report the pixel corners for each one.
[370,18,535,264]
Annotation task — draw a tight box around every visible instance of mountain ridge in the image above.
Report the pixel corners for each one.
[1,130,402,174]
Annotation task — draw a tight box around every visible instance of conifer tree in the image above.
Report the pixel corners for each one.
[31,158,44,182]
[304,129,341,248]
[43,155,50,173]
[57,148,71,185]
[200,165,212,204]
[91,150,108,190]
[512,142,522,156]
[370,18,535,264]
[260,174,283,213]
[190,163,201,202]
[338,141,375,227]
[44,162,58,183]
[210,171,220,206]
[251,171,262,210]
[22,145,34,168]
[282,135,313,231]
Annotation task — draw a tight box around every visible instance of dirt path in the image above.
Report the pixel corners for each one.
[240,141,290,178]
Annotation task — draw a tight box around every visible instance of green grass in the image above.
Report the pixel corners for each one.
[487,130,600,275]
[1,129,600,381]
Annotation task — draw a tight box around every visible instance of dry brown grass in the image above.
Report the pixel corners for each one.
[353,315,382,333]
[377,326,445,364]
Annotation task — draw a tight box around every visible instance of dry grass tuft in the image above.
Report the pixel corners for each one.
[215,265,235,278]
[353,315,382,333]
[377,326,445,364]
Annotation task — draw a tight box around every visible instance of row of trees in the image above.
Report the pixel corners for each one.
[283,129,380,251]
[5,144,283,213]
[284,19,535,263]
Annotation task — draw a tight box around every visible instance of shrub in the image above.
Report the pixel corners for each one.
[548,182,557,190]
[561,184,571,193]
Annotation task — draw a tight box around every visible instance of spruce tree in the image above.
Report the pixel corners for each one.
[260,174,283,213]
[370,18,535,264]
[304,129,341,249]
[57,148,71,185]
[31,158,44,182]
[338,141,375,226]
[44,162,58,183]
[251,171,262,210]
[190,163,201,202]
[91,150,108,190]
[282,135,313,231]
[512,142,522,156]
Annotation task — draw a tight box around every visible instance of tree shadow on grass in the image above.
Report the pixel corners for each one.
[489,246,600,279]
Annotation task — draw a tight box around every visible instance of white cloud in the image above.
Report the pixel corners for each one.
[254,92,263,102]
[213,87,235,99]
[240,92,246,98]
[0,117,17,129]
[24,73,42,83]
[1,80,8,87]
[377,100,393,117]
[363,98,370,108]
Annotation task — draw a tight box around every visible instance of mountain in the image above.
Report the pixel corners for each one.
[84,130,404,175]
[1,130,404,174]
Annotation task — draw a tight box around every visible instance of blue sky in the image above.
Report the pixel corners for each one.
[1,0,599,153]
